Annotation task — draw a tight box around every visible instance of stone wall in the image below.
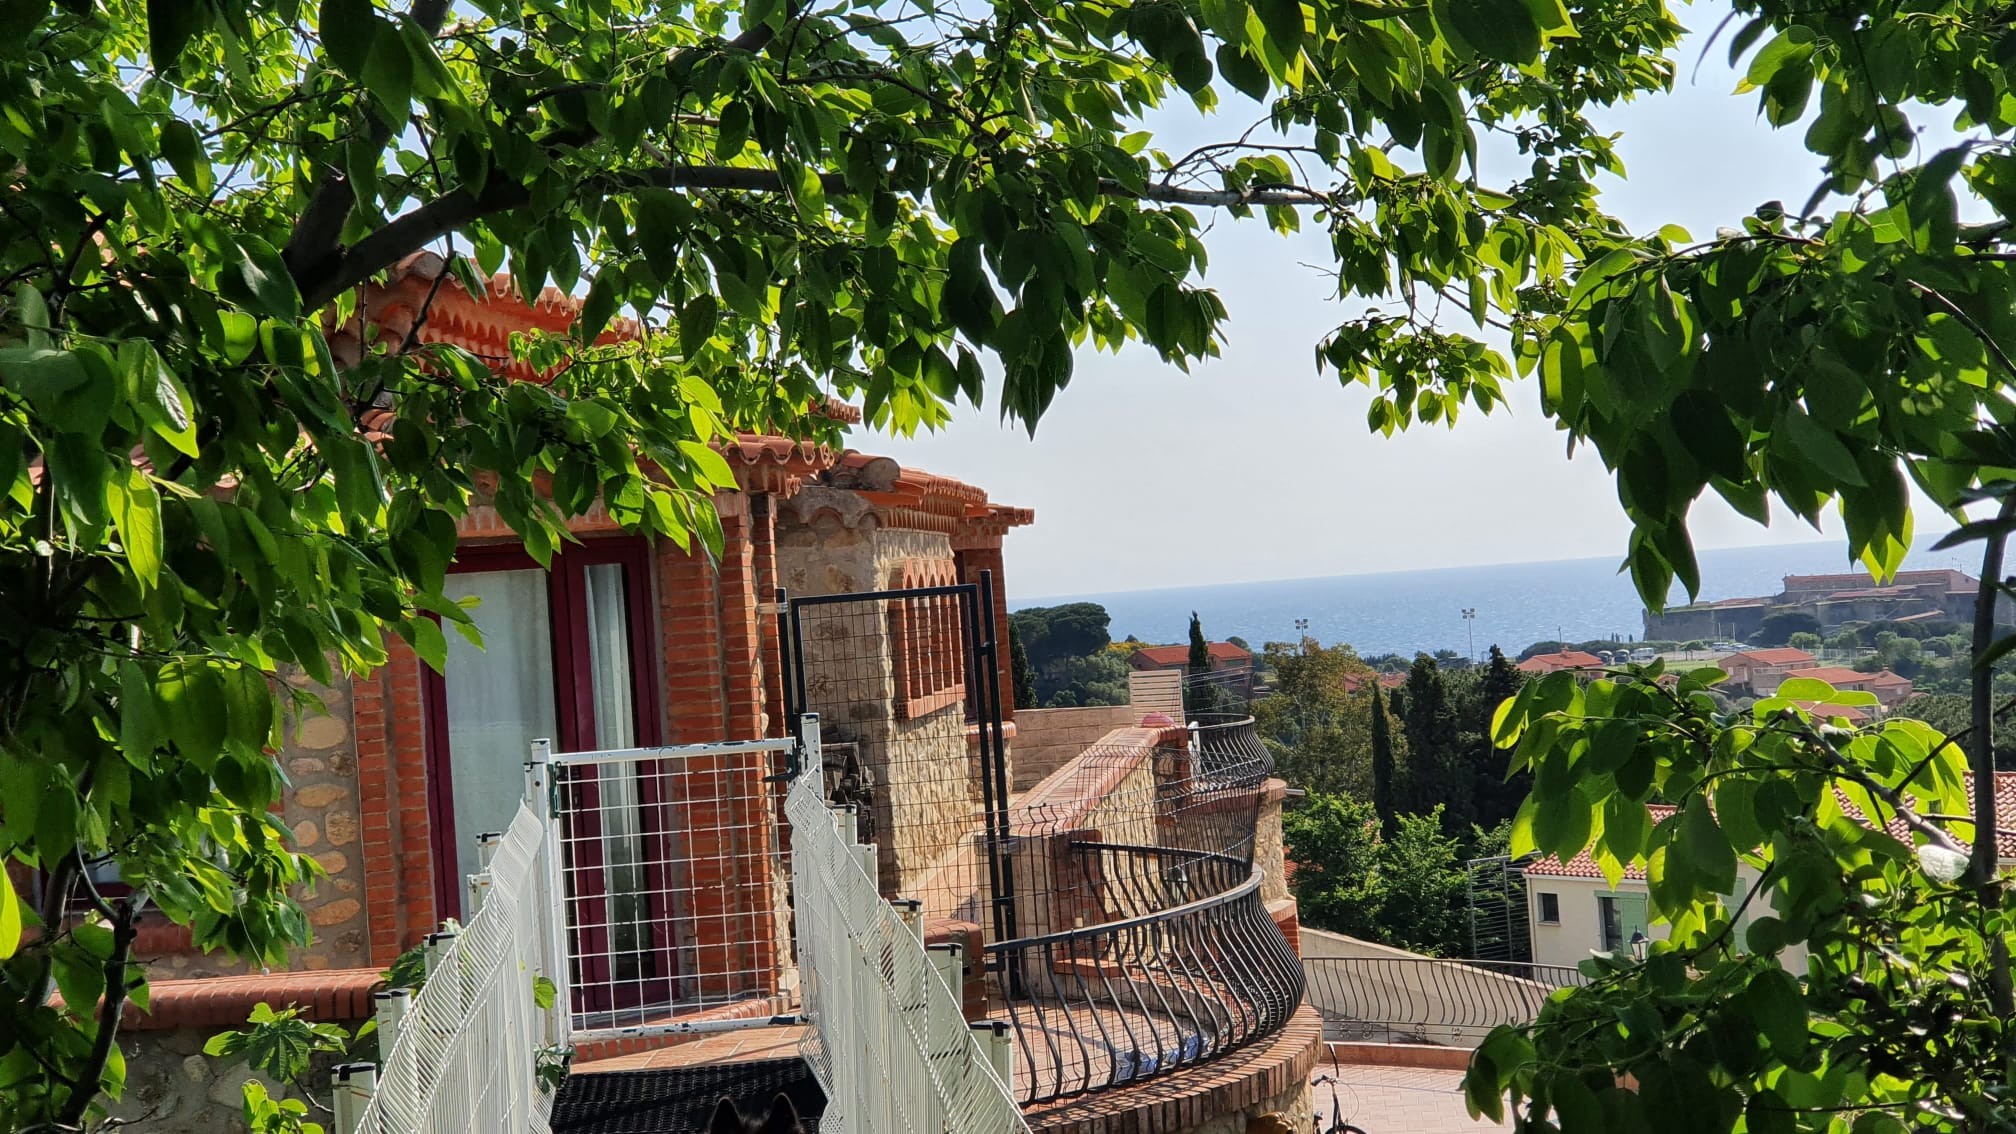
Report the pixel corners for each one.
[107,1020,362,1133]
[776,495,981,901]
[1010,704,1142,791]
[1256,779,1288,904]
[145,668,371,981]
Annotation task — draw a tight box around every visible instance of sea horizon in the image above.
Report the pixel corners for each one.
[1019,538,1981,660]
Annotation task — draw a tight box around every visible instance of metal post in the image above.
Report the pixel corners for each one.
[373,987,410,1046]
[976,570,1016,943]
[330,1062,377,1134]
[526,738,570,1047]
[370,988,410,1113]
[423,926,459,978]
[467,869,493,916]
[476,830,503,871]
[972,1019,1014,1092]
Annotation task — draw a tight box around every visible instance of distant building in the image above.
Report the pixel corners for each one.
[1517,649,1605,675]
[1341,671,1408,694]
[1645,569,1984,640]
[1130,641,1254,697]
[1720,647,1817,692]
[1761,665,1915,708]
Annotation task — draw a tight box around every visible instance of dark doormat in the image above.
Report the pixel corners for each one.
[551,1058,827,1133]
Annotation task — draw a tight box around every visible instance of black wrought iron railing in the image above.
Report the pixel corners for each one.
[1301,955,1588,1045]
[990,852,1305,1105]
[1187,714,1274,788]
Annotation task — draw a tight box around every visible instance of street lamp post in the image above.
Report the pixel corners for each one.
[1293,618,1309,655]
[1461,608,1476,662]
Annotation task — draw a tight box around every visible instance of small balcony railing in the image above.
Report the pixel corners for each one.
[1302,955,1589,1046]
[988,843,1303,1105]
[1187,714,1274,789]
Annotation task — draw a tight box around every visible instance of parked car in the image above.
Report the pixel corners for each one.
[1630,647,1657,663]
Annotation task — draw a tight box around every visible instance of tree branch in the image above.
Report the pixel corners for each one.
[298,164,850,310]
[281,0,456,285]
[53,896,140,1128]
[1787,713,1971,859]
[1101,178,1334,208]
[1968,492,2015,1017]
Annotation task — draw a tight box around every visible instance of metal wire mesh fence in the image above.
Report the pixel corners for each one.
[1301,955,1587,1046]
[789,717,1030,1134]
[547,738,797,1035]
[345,800,561,1133]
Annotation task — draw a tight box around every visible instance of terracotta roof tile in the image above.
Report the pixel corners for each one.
[1518,650,1605,673]
[1132,643,1254,667]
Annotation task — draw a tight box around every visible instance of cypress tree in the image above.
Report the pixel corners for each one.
[1371,681,1397,838]
[1009,622,1037,710]
[1187,611,1210,672]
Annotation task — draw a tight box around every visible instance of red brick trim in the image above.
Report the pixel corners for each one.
[1325,1040,1475,1070]
[1023,1003,1324,1133]
[66,969,385,1031]
[1268,897,1301,956]
[568,997,797,1067]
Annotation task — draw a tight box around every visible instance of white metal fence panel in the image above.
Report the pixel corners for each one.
[346,798,561,1133]
[546,736,798,1039]
[788,716,1031,1134]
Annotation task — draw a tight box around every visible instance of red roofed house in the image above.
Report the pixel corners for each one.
[1517,649,1605,676]
[1719,647,1817,693]
[1130,640,1256,698]
[93,255,1044,1124]
[1753,664,1915,708]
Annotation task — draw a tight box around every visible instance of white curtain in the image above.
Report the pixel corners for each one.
[584,564,651,980]
[442,569,558,899]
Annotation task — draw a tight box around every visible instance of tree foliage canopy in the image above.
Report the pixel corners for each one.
[6,0,1569,1110]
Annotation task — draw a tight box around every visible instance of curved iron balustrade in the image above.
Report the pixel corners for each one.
[1301,955,1588,1045]
[1187,714,1275,788]
[986,840,1303,1104]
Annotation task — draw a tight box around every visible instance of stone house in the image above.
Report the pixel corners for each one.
[100,256,1318,1133]
[102,254,1038,1122]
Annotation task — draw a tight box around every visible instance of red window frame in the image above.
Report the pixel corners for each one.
[422,538,673,1013]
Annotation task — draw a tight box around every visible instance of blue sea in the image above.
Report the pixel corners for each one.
[1022,542,1981,659]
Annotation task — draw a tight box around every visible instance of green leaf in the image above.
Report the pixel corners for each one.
[1253,0,1305,56]
[157,660,227,769]
[1446,0,1541,64]
[147,0,210,68]
[0,868,19,959]
[217,235,301,319]
[119,660,160,768]
[362,26,414,117]
[1774,676,1837,703]
[106,463,163,590]
[1677,795,1737,894]
[1779,409,1866,487]
[1743,968,1807,1055]
[319,0,377,76]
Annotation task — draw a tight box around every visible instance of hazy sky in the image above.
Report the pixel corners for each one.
[865,19,1956,599]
